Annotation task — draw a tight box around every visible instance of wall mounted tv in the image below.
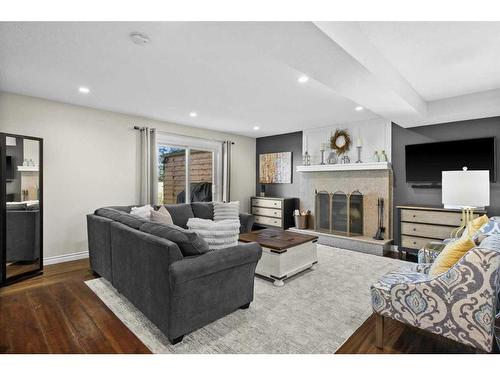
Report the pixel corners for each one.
[405,137,496,183]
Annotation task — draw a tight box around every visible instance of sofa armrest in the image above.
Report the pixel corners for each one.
[167,242,262,340]
[169,242,262,285]
[239,213,254,233]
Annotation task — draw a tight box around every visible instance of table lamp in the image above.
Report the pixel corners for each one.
[442,167,490,238]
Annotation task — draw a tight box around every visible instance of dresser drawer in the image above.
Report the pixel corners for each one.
[252,198,282,209]
[254,215,282,227]
[252,207,282,218]
[401,235,436,250]
[401,222,455,240]
[401,209,466,226]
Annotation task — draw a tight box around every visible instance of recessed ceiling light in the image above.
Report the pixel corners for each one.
[298,75,309,83]
[253,126,260,131]
[355,106,364,111]
[189,112,198,117]
[78,87,90,94]
[130,32,151,45]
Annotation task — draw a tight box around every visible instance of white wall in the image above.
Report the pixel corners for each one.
[302,118,392,164]
[0,92,256,260]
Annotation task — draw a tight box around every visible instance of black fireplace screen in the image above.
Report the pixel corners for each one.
[315,190,363,236]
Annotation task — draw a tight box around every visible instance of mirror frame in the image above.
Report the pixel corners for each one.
[0,132,44,286]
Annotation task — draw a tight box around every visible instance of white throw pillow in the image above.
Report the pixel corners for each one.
[150,206,174,225]
[130,204,153,220]
[187,218,240,250]
[213,201,240,222]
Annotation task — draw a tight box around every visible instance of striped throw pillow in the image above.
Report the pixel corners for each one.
[213,201,240,222]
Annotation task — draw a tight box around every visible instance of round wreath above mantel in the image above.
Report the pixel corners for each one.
[330,129,352,155]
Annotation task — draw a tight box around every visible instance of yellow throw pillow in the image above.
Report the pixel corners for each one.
[460,214,488,239]
[429,236,476,277]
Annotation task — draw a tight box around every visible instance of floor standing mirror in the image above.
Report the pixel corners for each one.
[0,133,43,286]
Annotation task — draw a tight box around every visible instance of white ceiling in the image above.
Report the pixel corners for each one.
[1,22,499,137]
[358,22,500,101]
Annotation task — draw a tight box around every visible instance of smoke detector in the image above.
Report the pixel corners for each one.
[130,32,151,45]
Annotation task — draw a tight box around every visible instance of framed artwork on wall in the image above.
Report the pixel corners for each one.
[259,152,292,184]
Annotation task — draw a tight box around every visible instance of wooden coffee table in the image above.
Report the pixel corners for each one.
[239,229,318,287]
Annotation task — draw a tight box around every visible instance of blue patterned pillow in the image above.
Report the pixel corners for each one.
[476,217,500,237]
[477,234,500,253]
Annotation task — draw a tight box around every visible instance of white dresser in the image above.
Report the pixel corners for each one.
[397,205,485,254]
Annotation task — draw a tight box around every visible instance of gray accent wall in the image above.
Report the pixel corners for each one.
[392,117,500,243]
[255,131,302,198]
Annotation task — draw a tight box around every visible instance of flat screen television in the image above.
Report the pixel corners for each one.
[405,137,496,183]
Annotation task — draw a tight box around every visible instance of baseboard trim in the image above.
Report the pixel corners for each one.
[43,250,89,266]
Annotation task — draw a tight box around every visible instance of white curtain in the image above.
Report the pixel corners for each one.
[222,141,233,202]
[138,127,157,205]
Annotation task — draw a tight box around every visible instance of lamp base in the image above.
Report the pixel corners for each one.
[444,205,484,211]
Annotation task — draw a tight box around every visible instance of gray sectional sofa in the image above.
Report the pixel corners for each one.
[86,202,261,345]
[7,203,40,262]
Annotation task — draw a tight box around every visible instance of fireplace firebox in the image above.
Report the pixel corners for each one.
[315,190,364,236]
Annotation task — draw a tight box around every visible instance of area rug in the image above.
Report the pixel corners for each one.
[85,245,408,354]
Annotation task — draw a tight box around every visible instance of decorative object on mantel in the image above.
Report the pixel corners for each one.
[259,184,266,197]
[373,198,385,240]
[330,129,352,156]
[355,135,362,163]
[373,151,380,162]
[327,149,338,164]
[293,209,310,229]
[340,155,350,164]
[302,151,311,166]
[259,152,292,184]
[319,142,326,165]
[380,150,388,162]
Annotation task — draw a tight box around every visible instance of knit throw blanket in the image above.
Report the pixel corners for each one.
[187,218,240,250]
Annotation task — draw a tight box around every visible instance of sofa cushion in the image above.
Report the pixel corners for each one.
[6,203,28,210]
[164,204,195,229]
[116,213,149,229]
[139,222,209,257]
[105,205,135,213]
[95,208,149,230]
[95,207,124,221]
[191,202,214,220]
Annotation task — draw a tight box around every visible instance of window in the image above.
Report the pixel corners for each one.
[157,133,222,205]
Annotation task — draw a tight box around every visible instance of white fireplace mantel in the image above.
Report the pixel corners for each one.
[296,162,391,173]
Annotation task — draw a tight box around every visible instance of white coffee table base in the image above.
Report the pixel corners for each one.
[255,240,318,287]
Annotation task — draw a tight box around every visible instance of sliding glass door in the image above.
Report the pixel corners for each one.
[157,133,222,205]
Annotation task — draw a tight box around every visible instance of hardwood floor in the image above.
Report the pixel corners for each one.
[0,259,150,354]
[336,314,484,354]
[1,256,495,354]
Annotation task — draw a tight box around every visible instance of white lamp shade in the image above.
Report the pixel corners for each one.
[442,170,490,208]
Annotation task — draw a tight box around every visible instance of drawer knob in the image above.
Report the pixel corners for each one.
[413,214,416,218]
[413,228,416,231]
[413,241,416,245]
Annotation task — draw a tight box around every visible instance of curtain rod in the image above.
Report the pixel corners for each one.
[134,126,235,145]
[134,126,156,132]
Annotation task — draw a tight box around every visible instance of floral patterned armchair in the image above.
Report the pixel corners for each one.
[371,245,500,352]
